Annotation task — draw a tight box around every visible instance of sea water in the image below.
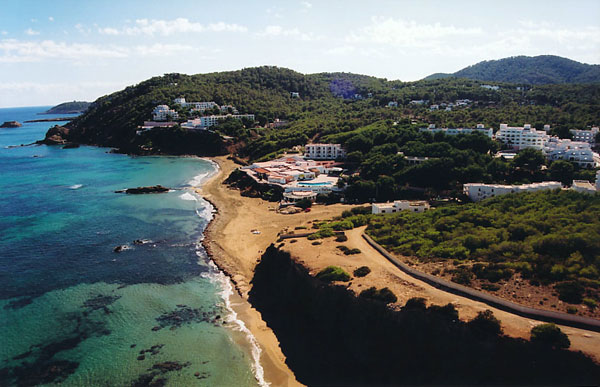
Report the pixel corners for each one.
[0,107,262,386]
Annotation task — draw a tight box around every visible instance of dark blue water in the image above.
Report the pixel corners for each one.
[0,107,262,386]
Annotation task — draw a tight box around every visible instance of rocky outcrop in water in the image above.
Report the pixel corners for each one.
[249,245,600,385]
[37,125,71,145]
[116,185,170,194]
[0,121,22,128]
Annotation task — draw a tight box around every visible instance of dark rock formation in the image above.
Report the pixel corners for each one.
[249,245,600,385]
[37,125,71,145]
[0,121,22,128]
[119,185,170,194]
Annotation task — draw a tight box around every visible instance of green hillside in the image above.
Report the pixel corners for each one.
[424,55,600,84]
[51,66,600,196]
[43,101,91,114]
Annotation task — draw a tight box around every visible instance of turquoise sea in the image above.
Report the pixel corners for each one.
[0,107,263,386]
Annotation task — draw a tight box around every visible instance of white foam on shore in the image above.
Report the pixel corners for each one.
[179,192,198,201]
[187,158,219,187]
[202,260,269,387]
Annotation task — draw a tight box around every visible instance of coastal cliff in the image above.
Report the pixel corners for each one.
[249,245,600,385]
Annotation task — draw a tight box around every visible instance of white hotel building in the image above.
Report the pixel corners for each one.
[463,182,562,202]
[182,114,255,129]
[419,124,493,138]
[543,138,599,168]
[152,105,179,121]
[304,144,346,160]
[495,124,550,150]
[570,127,599,145]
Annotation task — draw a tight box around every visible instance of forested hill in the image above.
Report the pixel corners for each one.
[52,65,600,159]
[424,56,600,84]
[43,101,91,114]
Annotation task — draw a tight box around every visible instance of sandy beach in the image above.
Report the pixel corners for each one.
[198,155,600,386]
[199,156,353,387]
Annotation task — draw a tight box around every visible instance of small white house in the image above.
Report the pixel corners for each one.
[372,200,430,214]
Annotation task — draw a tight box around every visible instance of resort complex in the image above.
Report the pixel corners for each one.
[419,123,493,138]
[242,155,344,197]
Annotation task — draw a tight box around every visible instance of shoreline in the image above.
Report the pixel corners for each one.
[197,156,302,387]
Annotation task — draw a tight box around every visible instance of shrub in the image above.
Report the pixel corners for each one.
[530,323,570,349]
[353,266,371,277]
[555,281,584,304]
[316,266,351,282]
[428,303,459,320]
[337,245,349,252]
[566,306,577,314]
[481,283,501,291]
[311,241,322,245]
[404,297,427,310]
[451,268,473,285]
[467,310,503,335]
[296,198,312,210]
[583,298,597,309]
[335,234,348,242]
[344,248,361,255]
[295,226,307,230]
[360,287,397,304]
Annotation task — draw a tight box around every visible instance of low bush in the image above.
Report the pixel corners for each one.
[530,323,570,349]
[451,268,473,285]
[467,310,503,335]
[335,234,348,242]
[353,266,371,277]
[316,266,351,282]
[583,298,597,309]
[344,248,361,255]
[481,283,501,291]
[311,241,322,245]
[428,303,459,320]
[555,281,585,304]
[404,297,427,310]
[337,245,349,252]
[360,287,397,304]
[566,306,577,314]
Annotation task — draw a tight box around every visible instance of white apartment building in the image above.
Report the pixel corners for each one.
[495,124,550,150]
[463,182,562,202]
[372,200,430,214]
[198,114,255,128]
[570,127,599,145]
[304,144,346,160]
[152,105,179,121]
[420,124,493,138]
[173,98,218,111]
[543,138,599,168]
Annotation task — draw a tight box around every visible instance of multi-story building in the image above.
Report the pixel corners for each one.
[152,105,179,121]
[495,124,550,150]
[198,114,255,128]
[570,127,599,145]
[304,144,346,160]
[463,182,562,202]
[419,124,493,138]
[371,200,430,214]
[544,138,599,168]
